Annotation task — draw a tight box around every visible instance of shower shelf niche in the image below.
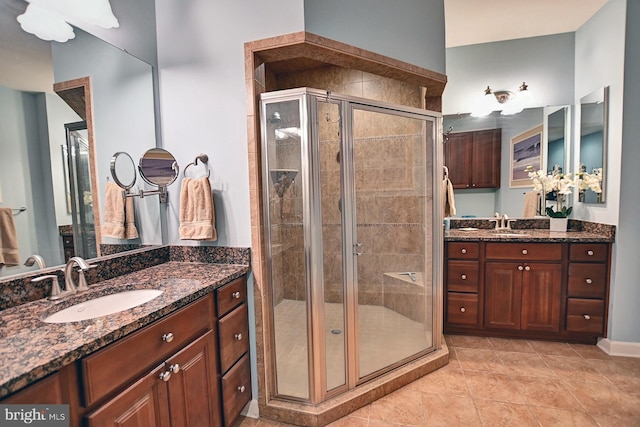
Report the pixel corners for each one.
[270,169,298,197]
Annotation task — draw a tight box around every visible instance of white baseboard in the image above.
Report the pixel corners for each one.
[597,338,640,358]
[241,399,259,419]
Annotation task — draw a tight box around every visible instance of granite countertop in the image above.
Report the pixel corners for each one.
[0,261,250,398]
[445,228,614,243]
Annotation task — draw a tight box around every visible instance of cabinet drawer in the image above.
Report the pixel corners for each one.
[486,243,562,261]
[446,293,479,326]
[568,264,607,298]
[219,303,249,373]
[566,298,605,335]
[447,242,479,259]
[216,276,247,317]
[81,294,213,406]
[221,353,251,426]
[447,260,479,292]
[570,243,608,262]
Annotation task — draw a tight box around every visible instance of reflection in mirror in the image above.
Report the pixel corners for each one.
[0,8,158,278]
[579,86,608,204]
[138,148,179,187]
[110,152,137,190]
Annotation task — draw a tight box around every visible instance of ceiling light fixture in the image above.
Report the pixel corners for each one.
[17,0,119,43]
[470,82,534,117]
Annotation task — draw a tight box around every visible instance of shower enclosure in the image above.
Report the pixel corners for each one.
[260,88,442,404]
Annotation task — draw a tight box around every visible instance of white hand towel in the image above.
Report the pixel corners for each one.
[523,191,540,218]
[443,177,456,217]
[0,207,20,266]
[179,177,217,241]
[102,181,126,239]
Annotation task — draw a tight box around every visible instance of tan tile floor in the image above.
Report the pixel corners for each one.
[239,335,640,426]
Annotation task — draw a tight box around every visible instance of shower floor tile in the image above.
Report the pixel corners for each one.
[273,299,431,398]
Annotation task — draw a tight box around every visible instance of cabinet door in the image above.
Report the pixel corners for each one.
[521,263,562,332]
[166,330,222,427]
[444,132,472,188]
[86,364,170,427]
[471,129,501,188]
[485,262,522,330]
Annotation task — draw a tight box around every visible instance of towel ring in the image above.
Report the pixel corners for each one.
[184,153,210,178]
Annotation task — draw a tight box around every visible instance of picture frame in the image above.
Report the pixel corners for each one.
[510,124,543,188]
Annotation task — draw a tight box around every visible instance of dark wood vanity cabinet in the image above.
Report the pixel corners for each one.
[444,128,501,189]
[445,241,611,343]
[0,275,250,427]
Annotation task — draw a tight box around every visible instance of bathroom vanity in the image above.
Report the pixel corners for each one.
[444,222,614,344]
[0,248,251,427]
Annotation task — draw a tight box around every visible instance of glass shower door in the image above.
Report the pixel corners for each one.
[349,106,433,380]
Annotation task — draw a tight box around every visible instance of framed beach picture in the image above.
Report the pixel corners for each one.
[510,125,543,188]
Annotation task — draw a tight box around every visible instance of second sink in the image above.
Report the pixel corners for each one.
[42,289,163,323]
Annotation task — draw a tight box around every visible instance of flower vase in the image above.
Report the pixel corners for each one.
[549,217,568,232]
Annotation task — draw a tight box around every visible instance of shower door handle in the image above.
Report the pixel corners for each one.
[354,243,363,256]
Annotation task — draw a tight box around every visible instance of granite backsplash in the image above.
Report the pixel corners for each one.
[448,218,616,239]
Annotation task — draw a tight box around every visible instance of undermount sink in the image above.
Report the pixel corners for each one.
[42,289,163,323]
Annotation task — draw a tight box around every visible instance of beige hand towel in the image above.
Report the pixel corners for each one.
[179,177,217,241]
[102,181,126,239]
[523,191,540,218]
[443,177,456,217]
[0,207,20,266]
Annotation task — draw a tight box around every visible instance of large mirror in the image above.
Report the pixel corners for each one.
[443,106,571,218]
[0,1,159,278]
[579,86,608,204]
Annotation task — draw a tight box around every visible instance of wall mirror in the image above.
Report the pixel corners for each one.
[0,2,159,278]
[110,152,137,190]
[138,148,179,187]
[544,105,570,175]
[579,86,608,203]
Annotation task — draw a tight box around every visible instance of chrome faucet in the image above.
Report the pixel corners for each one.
[64,256,92,293]
[490,213,516,230]
[24,255,46,269]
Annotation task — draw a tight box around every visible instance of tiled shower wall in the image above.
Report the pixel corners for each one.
[267,67,433,308]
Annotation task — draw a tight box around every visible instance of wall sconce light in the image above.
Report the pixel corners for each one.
[17,0,119,43]
[470,82,534,117]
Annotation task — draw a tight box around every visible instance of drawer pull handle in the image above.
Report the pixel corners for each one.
[159,371,171,382]
[585,278,593,284]
[518,265,524,271]
[169,364,180,374]
[238,385,246,393]
[584,314,591,320]
[232,291,241,299]
[524,265,531,271]
[461,248,467,254]
[234,333,243,341]
[587,250,594,256]
[522,249,528,255]
[461,274,467,280]
[162,333,174,343]
[460,307,466,313]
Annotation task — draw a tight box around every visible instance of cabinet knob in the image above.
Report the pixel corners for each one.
[234,333,243,341]
[169,364,180,374]
[522,249,528,255]
[162,333,174,343]
[461,248,467,254]
[524,265,531,271]
[518,265,524,271]
[587,250,594,256]
[584,314,591,320]
[159,371,171,382]
[232,291,241,299]
[238,385,246,393]
[585,278,593,284]
[461,274,467,280]
[460,307,466,313]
